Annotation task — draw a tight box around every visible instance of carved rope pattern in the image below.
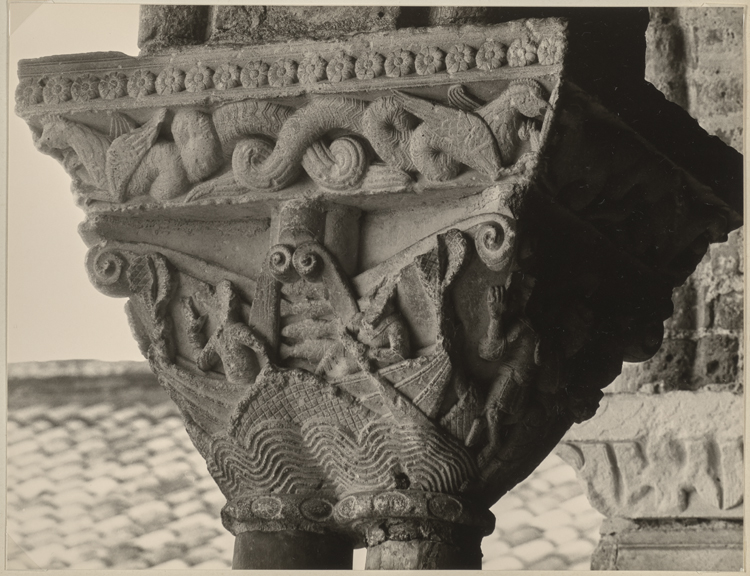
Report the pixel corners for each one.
[15,35,566,108]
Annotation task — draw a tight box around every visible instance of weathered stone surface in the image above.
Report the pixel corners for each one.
[693,334,740,386]
[592,518,743,571]
[557,391,743,518]
[138,6,210,53]
[17,7,743,571]
[645,8,688,108]
[609,339,696,393]
[208,6,400,46]
[427,7,491,27]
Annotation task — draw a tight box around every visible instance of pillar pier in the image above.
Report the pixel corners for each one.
[16,7,742,570]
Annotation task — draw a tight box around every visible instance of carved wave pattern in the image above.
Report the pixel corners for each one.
[303,419,479,496]
[207,421,332,500]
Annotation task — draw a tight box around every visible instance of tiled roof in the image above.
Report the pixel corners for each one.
[6,361,602,570]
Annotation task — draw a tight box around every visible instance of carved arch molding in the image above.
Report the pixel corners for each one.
[17,16,741,565]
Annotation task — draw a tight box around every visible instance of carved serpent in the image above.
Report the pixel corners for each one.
[218,89,518,193]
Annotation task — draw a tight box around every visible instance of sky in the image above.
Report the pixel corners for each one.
[8,4,143,362]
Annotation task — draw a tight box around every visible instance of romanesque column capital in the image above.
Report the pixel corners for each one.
[17,15,742,568]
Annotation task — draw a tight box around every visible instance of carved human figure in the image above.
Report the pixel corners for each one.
[469,280,541,463]
[313,280,411,378]
[356,280,411,367]
[184,280,268,385]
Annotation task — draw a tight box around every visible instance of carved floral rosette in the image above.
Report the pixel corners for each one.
[22,17,740,546]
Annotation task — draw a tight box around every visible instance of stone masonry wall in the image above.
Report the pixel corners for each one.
[612,7,744,394]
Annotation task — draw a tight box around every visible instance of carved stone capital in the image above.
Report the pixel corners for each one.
[18,14,742,569]
[556,391,744,519]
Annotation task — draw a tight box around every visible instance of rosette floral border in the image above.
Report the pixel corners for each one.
[17,34,565,108]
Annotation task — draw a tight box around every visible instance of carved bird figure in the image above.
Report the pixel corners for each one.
[392,90,504,180]
[476,80,550,165]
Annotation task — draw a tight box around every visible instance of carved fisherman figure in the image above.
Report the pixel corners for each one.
[470,278,541,465]
[17,7,742,570]
[184,281,268,386]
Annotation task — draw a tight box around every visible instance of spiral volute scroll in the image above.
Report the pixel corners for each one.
[268,244,298,283]
[85,245,132,297]
[473,217,517,272]
[292,245,324,281]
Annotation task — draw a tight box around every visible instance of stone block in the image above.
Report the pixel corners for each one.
[138,5,210,52]
[664,280,697,329]
[19,504,56,521]
[53,488,92,507]
[118,448,145,465]
[506,525,543,546]
[712,290,743,330]
[75,438,109,455]
[528,554,568,570]
[560,494,593,516]
[557,538,596,562]
[9,439,40,459]
[613,338,696,392]
[479,537,510,560]
[19,516,58,536]
[83,476,119,498]
[173,499,208,519]
[482,555,524,570]
[130,417,153,431]
[57,515,95,536]
[145,543,188,566]
[529,509,574,530]
[489,493,523,514]
[63,529,99,549]
[106,543,145,565]
[693,334,739,385]
[8,425,34,443]
[165,488,198,506]
[540,462,578,485]
[544,525,579,546]
[113,463,149,481]
[185,544,222,566]
[93,513,133,535]
[560,390,743,519]
[48,464,83,482]
[693,75,743,115]
[133,528,178,551]
[207,6,399,46]
[127,500,173,528]
[512,538,555,564]
[78,403,113,422]
[527,495,561,516]
[493,508,534,532]
[31,420,52,432]
[46,404,84,425]
[592,519,743,571]
[16,477,55,500]
[11,405,48,424]
[27,542,66,567]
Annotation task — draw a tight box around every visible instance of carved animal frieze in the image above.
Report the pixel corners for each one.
[32,80,552,206]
